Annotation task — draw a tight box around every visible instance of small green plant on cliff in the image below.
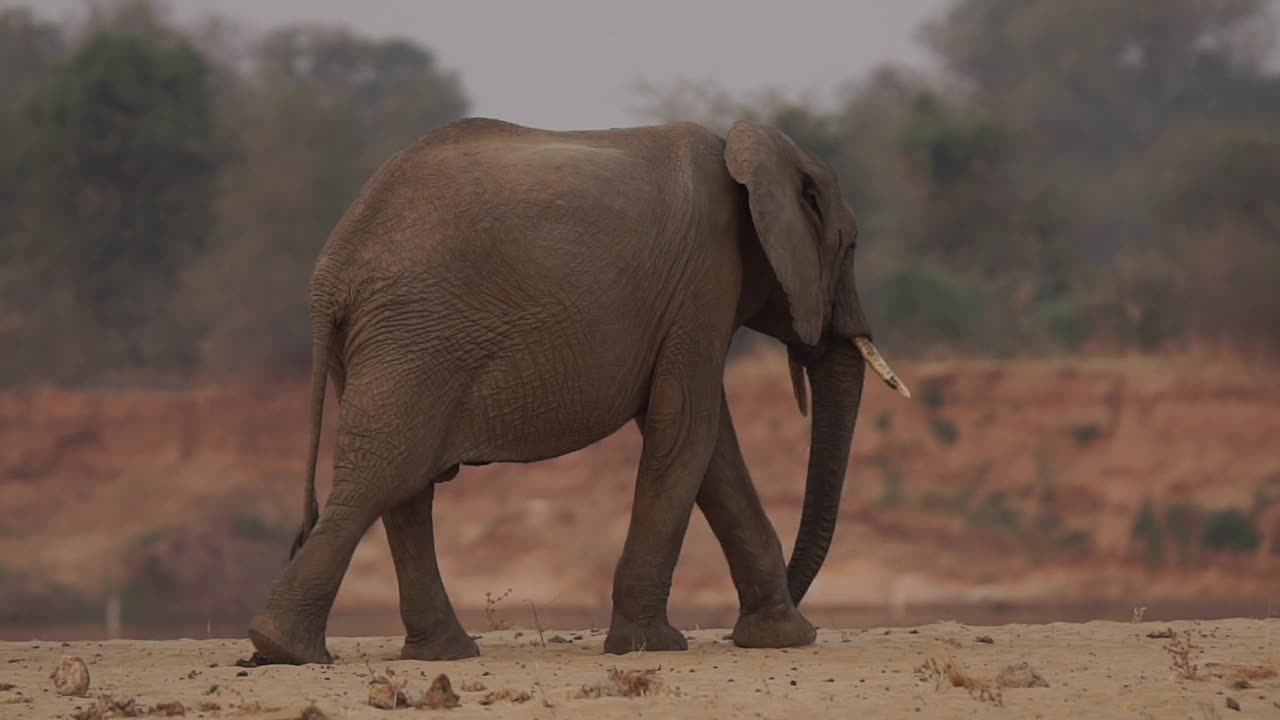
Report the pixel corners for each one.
[1164,502,1203,566]
[967,491,1021,533]
[1132,499,1165,567]
[875,456,904,508]
[921,379,947,411]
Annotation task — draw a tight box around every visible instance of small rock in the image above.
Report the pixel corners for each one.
[235,670,248,677]
[1226,696,1241,711]
[414,674,460,709]
[367,676,407,710]
[50,656,91,696]
[547,634,571,643]
[976,635,994,644]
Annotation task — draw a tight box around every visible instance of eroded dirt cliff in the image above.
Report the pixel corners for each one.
[2,350,1278,626]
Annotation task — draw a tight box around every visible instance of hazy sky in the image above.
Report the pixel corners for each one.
[8,0,952,129]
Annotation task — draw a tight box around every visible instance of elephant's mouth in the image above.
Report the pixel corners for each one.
[786,336,910,416]
[851,337,911,398]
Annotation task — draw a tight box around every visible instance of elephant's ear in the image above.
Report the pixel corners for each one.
[724,120,825,346]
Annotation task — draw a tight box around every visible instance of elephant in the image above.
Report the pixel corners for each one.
[247,116,911,665]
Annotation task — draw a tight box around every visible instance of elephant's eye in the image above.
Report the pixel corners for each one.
[801,178,823,223]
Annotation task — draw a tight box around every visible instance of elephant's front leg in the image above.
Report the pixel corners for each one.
[383,468,480,661]
[698,391,816,648]
[603,350,722,655]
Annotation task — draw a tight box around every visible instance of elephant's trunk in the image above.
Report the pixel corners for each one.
[785,340,866,607]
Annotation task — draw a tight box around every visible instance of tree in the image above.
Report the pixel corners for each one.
[14,28,219,381]
[181,24,470,376]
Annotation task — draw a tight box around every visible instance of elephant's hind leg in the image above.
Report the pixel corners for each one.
[384,468,480,661]
[248,472,379,665]
[250,392,435,665]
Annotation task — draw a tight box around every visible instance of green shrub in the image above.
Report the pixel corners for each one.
[1068,423,1102,446]
[1131,499,1164,566]
[875,456,904,508]
[873,260,987,349]
[968,491,1021,532]
[229,511,290,543]
[920,380,947,411]
[1200,509,1260,555]
[1056,529,1094,555]
[1034,298,1095,352]
[930,416,959,445]
[137,529,173,547]
[1163,502,1202,566]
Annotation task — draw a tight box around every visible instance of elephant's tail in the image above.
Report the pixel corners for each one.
[289,311,333,561]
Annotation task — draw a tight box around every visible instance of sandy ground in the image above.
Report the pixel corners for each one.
[2,620,1279,719]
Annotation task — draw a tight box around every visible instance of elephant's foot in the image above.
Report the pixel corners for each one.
[731,607,817,648]
[603,616,688,655]
[248,613,333,665]
[401,625,480,661]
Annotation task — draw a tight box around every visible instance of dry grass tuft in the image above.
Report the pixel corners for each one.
[484,588,513,631]
[69,696,189,719]
[915,657,1005,706]
[1165,628,1204,681]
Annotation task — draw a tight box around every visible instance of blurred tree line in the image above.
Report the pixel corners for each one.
[2,0,1279,387]
[641,0,1280,360]
[0,0,468,384]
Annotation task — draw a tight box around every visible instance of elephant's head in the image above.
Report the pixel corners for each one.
[725,120,911,606]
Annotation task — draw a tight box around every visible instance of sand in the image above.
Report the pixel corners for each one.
[2,619,1278,719]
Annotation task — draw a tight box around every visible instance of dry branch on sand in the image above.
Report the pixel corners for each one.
[577,666,664,698]
[478,688,533,705]
[915,657,1050,706]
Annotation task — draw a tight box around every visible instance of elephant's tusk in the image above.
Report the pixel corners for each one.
[852,337,911,399]
[787,351,809,417]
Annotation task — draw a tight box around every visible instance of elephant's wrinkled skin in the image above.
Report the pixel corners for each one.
[248,117,909,665]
